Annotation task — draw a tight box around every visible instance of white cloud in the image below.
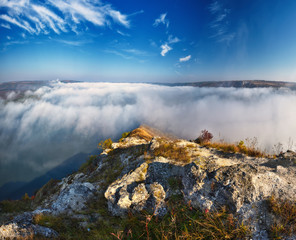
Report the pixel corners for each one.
[179,55,191,62]
[208,1,221,14]
[153,13,169,28]
[55,39,90,46]
[123,48,148,56]
[0,0,130,36]
[208,0,235,44]
[1,23,11,29]
[168,35,180,44]
[160,43,172,56]
[104,49,133,60]
[159,35,180,56]
[0,14,35,34]
[49,0,130,28]
[108,9,130,28]
[1,82,296,186]
[117,30,130,37]
[32,4,66,34]
[6,36,10,40]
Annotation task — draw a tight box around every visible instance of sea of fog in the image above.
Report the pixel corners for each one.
[1,81,296,187]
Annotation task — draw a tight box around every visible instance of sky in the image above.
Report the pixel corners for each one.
[1,0,296,82]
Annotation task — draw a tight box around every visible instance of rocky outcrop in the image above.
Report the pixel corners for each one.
[1,125,296,239]
[0,211,58,239]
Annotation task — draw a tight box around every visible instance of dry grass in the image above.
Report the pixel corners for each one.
[128,128,153,141]
[153,140,191,163]
[202,141,266,158]
[267,195,296,239]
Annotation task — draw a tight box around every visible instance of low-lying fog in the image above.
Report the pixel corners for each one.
[1,81,296,186]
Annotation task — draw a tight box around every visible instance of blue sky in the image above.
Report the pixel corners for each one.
[0,0,296,82]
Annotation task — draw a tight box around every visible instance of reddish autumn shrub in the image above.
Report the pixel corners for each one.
[195,130,213,144]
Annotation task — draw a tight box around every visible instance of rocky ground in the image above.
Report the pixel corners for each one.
[0,125,296,239]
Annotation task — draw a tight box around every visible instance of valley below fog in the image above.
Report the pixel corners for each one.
[1,81,296,189]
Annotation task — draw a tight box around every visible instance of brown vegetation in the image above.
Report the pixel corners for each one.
[268,195,296,239]
[202,141,265,157]
[153,140,191,163]
[128,128,153,141]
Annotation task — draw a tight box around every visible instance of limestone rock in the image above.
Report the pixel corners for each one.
[51,182,95,214]
[0,212,58,239]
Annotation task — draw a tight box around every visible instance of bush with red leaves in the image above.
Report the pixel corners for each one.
[195,130,213,144]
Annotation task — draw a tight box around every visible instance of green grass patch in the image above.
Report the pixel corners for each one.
[0,198,32,213]
[109,198,250,239]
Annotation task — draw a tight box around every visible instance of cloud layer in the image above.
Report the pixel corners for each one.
[1,82,296,186]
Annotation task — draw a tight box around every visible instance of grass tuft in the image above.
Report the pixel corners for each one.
[153,140,191,163]
[201,141,266,158]
[267,195,296,239]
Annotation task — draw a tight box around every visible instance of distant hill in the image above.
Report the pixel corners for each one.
[1,79,296,99]
[156,80,296,89]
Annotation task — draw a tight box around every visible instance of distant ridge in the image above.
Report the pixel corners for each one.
[156,80,296,89]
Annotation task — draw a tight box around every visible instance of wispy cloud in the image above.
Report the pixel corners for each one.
[160,43,172,56]
[1,23,11,29]
[168,35,180,44]
[179,55,191,62]
[1,40,28,51]
[117,30,130,37]
[123,48,148,56]
[55,39,91,46]
[208,1,221,14]
[105,49,133,60]
[208,1,235,44]
[0,14,35,34]
[153,13,169,28]
[32,4,66,34]
[49,0,130,28]
[105,47,149,61]
[0,0,130,36]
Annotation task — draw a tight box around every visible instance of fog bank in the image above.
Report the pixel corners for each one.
[1,81,296,186]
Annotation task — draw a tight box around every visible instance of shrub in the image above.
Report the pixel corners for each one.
[195,129,213,144]
[98,138,113,150]
[22,192,30,201]
[119,131,130,142]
